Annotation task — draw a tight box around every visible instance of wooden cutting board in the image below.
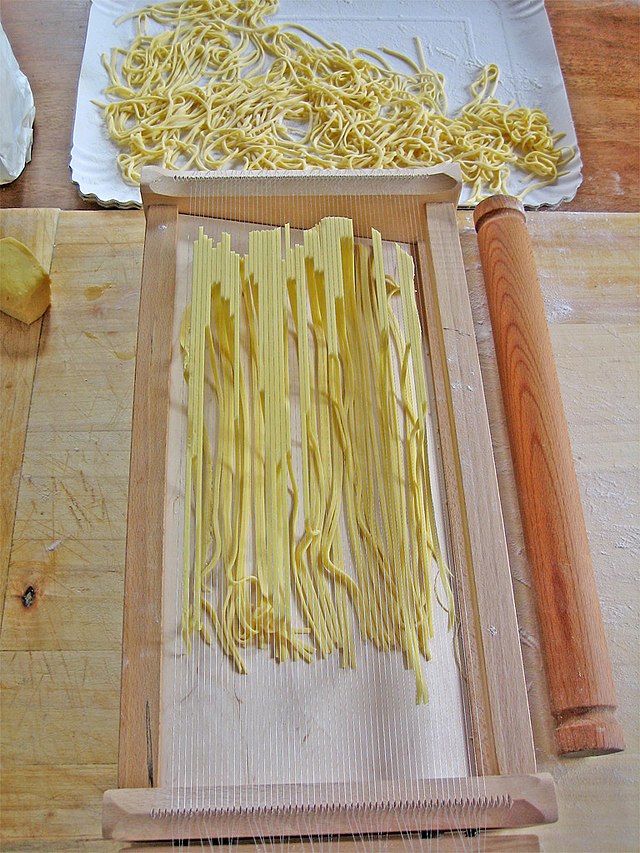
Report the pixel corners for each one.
[0,209,637,853]
[0,209,60,610]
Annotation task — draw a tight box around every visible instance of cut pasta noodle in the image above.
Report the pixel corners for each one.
[96,0,574,201]
[181,217,454,703]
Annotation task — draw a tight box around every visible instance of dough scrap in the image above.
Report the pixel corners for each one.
[0,237,51,325]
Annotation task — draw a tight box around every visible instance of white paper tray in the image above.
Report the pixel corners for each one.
[71,0,582,209]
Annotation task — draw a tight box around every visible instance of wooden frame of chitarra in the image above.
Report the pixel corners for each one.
[103,166,556,849]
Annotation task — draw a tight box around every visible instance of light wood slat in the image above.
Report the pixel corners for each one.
[1,211,142,660]
[422,203,535,776]
[0,208,60,623]
[103,774,556,840]
[141,165,461,241]
[118,205,179,789]
[414,234,497,778]
[0,211,144,853]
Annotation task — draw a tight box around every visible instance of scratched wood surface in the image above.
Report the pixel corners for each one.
[0,211,144,848]
[0,209,60,614]
[0,210,638,852]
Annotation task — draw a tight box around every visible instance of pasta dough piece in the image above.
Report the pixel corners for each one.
[0,237,51,325]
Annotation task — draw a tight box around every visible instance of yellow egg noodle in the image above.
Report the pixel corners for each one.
[97,0,574,201]
[287,241,334,656]
[180,218,455,702]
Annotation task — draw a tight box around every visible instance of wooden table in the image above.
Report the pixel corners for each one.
[0,0,639,213]
[1,2,638,852]
[1,205,638,853]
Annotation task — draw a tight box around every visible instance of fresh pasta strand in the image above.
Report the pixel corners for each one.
[182,218,455,702]
[97,0,574,200]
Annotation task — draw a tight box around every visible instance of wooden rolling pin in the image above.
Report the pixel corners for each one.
[474,196,624,757]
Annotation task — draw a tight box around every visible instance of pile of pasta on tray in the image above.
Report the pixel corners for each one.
[95,0,574,202]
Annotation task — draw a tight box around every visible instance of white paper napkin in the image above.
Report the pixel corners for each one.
[0,24,35,185]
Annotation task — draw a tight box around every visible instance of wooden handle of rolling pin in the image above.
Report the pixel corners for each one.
[474,195,624,757]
